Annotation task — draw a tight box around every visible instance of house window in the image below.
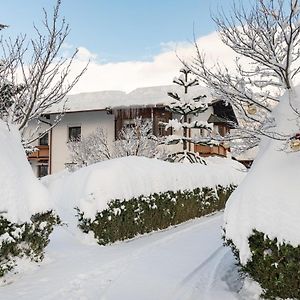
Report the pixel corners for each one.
[154,117,169,137]
[39,133,49,146]
[38,164,48,178]
[69,126,81,141]
[218,125,229,137]
[124,121,135,129]
[158,123,167,137]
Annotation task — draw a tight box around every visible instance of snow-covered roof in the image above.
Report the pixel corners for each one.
[47,85,214,114]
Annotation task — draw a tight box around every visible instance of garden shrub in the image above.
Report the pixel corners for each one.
[225,230,300,299]
[0,211,60,277]
[77,184,235,245]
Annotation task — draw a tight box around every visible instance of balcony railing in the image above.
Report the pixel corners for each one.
[27,145,49,160]
[194,144,227,157]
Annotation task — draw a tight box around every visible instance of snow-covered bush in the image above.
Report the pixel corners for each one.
[0,121,59,277]
[224,88,300,298]
[77,185,235,245]
[0,212,59,277]
[44,156,244,244]
[242,231,300,300]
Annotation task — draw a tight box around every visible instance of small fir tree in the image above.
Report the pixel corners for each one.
[165,67,213,163]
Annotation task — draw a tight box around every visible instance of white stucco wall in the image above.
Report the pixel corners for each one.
[50,110,115,174]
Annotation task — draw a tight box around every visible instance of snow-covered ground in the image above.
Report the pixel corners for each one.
[0,212,260,300]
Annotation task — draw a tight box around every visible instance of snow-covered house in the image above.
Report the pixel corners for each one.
[26,85,237,177]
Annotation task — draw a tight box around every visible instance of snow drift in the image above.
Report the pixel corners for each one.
[44,156,245,221]
[224,87,300,264]
[0,121,51,223]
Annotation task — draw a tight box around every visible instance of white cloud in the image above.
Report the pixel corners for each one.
[62,42,74,50]
[68,31,238,94]
[75,47,98,62]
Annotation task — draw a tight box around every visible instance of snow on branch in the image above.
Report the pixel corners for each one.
[189,0,300,152]
[0,0,86,144]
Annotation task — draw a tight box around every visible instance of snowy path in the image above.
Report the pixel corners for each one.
[0,213,241,300]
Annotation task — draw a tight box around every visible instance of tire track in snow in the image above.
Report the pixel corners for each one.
[3,213,224,300]
[165,245,226,300]
[81,214,224,300]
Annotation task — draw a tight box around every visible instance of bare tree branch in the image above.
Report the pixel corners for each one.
[0,0,87,144]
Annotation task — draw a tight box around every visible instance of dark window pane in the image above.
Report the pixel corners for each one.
[39,133,49,146]
[38,165,48,177]
[69,126,81,141]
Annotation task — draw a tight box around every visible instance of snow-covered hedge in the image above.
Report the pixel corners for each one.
[0,121,58,276]
[0,212,59,276]
[224,88,300,298]
[44,156,245,244]
[77,185,235,245]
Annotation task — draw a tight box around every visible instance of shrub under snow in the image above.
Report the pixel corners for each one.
[77,185,236,245]
[224,87,300,298]
[44,156,245,244]
[0,121,59,277]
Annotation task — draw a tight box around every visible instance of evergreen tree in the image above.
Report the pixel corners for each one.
[165,67,213,163]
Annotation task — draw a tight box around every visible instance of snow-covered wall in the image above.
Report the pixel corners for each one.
[0,121,51,223]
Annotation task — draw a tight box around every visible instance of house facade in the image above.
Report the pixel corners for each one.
[26,85,237,177]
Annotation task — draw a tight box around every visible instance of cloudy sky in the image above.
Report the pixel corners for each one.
[1,0,251,93]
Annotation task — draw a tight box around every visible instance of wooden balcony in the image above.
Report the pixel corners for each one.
[27,145,49,161]
[194,144,227,157]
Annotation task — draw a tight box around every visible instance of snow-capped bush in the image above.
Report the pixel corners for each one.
[0,121,59,276]
[44,156,245,244]
[0,212,59,276]
[224,88,300,298]
[77,185,235,245]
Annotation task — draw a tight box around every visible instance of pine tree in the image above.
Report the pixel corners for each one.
[165,67,213,163]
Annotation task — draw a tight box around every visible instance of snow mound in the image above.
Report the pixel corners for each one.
[224,87,300,264]
[45,156,245,221]
[0,121,51,223]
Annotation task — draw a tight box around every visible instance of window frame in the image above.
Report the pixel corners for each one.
[38,164,48,178]
[39,133,49,146]
[68,126,81,142]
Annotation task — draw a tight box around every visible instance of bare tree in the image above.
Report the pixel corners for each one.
[67,118,166,171]
[189,0,300,152]
[114,117,160,158]
[67,127,112,169]
[0,0,87,144]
